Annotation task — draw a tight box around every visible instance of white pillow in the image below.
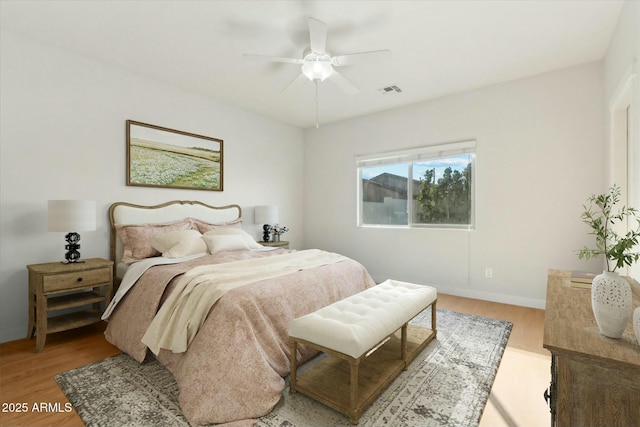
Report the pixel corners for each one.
[202,234,250,254]
[151,229,207,258]
[203,228,263,249]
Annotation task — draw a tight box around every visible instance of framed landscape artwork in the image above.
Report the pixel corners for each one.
[126,120,223,191]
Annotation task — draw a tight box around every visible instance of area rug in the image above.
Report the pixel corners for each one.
[55,308,511,427]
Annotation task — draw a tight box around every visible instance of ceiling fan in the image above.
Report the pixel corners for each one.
[245,17,391,115]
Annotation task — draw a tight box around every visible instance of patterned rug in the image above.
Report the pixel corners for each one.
[56,308,511,427]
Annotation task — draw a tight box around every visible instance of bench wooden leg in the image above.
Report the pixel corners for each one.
[432,299,437,336]
[401,323,408,369]
[349,357,360,425]
[289,339,298,394]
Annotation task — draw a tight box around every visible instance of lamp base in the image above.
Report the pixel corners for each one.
[63,232,83,263]
[262,224,271,242]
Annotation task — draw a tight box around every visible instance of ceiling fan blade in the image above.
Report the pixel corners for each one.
[328,70,359,95]
[243,54,302,65]
[281,73,308,93]
[308,17,327,54]
[332,50,392,66]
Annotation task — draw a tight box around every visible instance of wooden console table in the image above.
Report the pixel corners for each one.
[543,270,640,427]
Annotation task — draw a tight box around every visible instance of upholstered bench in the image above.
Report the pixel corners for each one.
[288,279,437,425]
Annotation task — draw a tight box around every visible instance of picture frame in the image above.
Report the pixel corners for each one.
[126,120,223,191]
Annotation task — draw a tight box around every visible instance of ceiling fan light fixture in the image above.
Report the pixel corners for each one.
[301,51,333,82]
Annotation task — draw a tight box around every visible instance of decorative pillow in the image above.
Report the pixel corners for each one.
[116,219,192,264]
[203,228,263,249]
[202,234,250,254]
[151,229,207,258]
[191,217,242,233]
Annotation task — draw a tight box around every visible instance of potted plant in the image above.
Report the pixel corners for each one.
[270,224,289,242]
[577,184,640,339]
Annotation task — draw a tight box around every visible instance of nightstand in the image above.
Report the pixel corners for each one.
[26,258,113,352]
[260,241,290,249]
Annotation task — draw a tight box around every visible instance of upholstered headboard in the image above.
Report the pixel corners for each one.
[109,200,242,270]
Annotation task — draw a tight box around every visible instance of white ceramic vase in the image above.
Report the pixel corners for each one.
[633,307,640,347]
[591,270,632,339]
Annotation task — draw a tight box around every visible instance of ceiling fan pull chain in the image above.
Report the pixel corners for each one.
[315,80,319,128]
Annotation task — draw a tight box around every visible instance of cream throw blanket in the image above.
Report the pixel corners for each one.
[142,249,347,355]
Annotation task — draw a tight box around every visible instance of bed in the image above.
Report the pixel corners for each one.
[103,200,375,426]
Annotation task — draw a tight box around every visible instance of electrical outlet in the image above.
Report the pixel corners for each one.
[485,268,493,278]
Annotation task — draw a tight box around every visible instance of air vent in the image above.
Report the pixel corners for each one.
[379,85,402,94]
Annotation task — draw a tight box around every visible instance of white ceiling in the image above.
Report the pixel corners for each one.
[0,1,625,129]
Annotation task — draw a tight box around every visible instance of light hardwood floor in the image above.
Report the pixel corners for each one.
[0,294,549,427]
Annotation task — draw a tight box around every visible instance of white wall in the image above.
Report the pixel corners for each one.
[303,62,606,308]
[603,0,640,281]
[0,31,304,343]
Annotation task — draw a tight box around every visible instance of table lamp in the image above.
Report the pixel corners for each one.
[48,200,96,263]
[254,205,278,242]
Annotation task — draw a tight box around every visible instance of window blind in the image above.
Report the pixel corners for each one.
[355,140,476,168]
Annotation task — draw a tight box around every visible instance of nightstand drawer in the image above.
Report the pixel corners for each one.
[43,267,111,292]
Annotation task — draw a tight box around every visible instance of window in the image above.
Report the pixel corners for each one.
[357,141,476,229]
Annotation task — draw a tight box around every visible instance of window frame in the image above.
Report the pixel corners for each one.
[356,140,476,230]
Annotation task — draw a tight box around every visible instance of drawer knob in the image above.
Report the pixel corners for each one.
[77,277,83,282]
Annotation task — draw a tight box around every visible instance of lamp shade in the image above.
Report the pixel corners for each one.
[254,205,278,224]
[48,200,96,232]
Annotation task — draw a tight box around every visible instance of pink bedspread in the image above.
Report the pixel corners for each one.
[104,249,375,426]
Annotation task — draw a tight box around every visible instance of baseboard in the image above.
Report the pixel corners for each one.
[434,285,546,310]
[0,326,27,344]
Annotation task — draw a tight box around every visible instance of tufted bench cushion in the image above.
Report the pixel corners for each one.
[288,279,437,425]
[289,279,437,359]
